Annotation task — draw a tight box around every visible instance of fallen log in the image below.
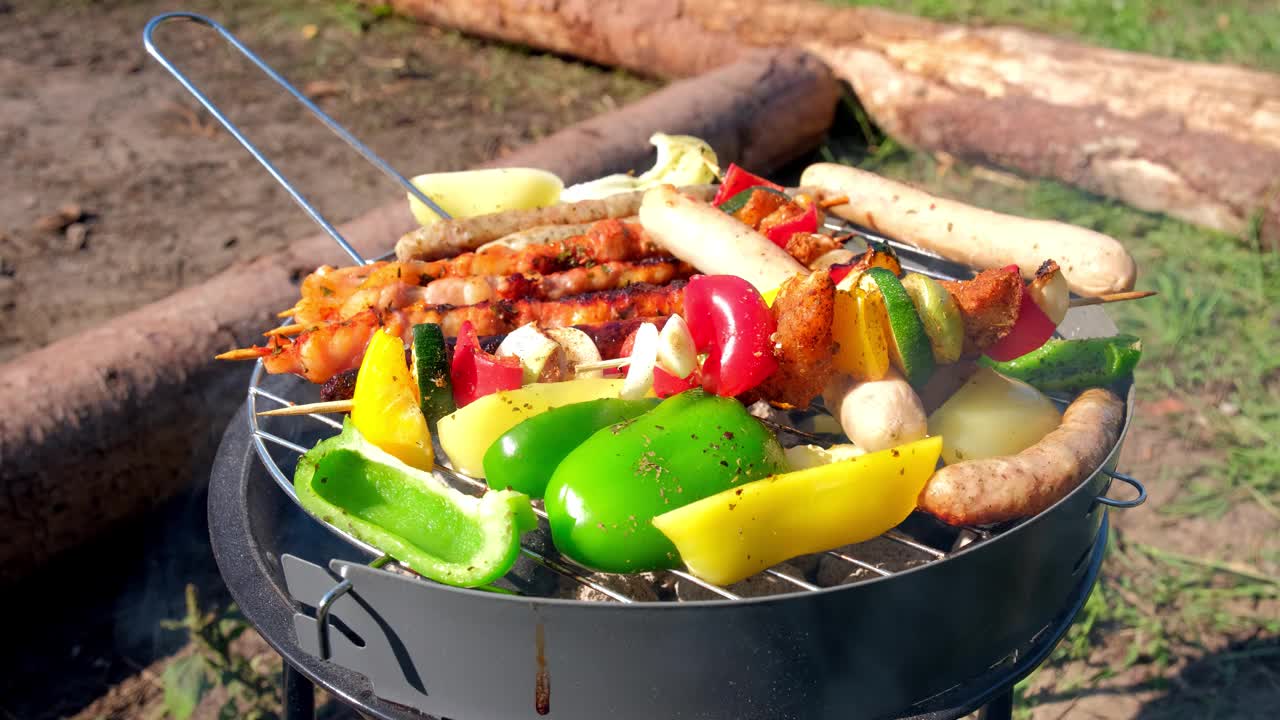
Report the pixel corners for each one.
[0,50,837,586]
[392,0,1280,243]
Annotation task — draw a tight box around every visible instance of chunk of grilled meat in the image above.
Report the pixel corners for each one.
[754,270,836,408]
[940,268,1024,354]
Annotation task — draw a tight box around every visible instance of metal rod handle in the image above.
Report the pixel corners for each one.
[1097,469,1146,509]
[142,12,452,266]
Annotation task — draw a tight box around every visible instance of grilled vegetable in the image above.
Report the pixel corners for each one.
[437,378,627,477]
[984,269,1057,362]
[653,436,943,585]
[920,388,1125,526]
[410,323,454,424]
[980,335,1142,394]
[712,163,784,206]
[832,271,891,382]
[407,167,563,228]
[351,328,433,470]
[763,201,818,248]
[683,275,778,397]
[561,133,719,202]
[824,370,928,453]
[482,398,659,498]
[1027,260,1069,325]
[495,323,561,383]
[544,389,787,573]
[901,273,965,365]
[927,366,1061,465]
[451,320,524,407]
[294,421,535,587]
[865,268,936,387]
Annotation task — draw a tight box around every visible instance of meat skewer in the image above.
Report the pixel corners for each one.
[275,258,692,334]
[230,282,687,383]
[286,219,662,325]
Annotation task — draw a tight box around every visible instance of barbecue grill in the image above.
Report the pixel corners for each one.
[148,13,1147,720]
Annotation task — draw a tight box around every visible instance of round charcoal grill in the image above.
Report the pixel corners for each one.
[149,13,1147,720]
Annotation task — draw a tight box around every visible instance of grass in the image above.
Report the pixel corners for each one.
[829,0,1280,71]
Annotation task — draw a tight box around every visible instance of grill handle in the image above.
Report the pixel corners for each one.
[1096,469,1146,509]
[142,11,453,267]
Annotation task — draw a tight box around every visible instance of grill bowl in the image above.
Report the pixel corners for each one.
[212,304,1135,720]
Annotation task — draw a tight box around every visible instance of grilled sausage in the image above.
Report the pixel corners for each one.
[396,185,715,261]
[919,388,1125,525]
[639,184,805,293]
[800,164,1136,297]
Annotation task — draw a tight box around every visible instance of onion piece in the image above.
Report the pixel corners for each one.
[545,326,603,379]
[621,322,660,400]
[496,323,560,384]
[1028,262,1070,325]
[656,315,698,379]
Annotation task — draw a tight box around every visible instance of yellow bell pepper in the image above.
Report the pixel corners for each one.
[832,275,891,381]
[652,436,943,585]
[350,328,434,471]
[437,378,626,478]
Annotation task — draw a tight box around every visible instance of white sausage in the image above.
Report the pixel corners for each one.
[800,164,1136,297]
[823,369,928,453]
[638,185,804,293]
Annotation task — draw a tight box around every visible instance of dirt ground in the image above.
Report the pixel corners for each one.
[1,1,1275,720]
[0,0,652,364]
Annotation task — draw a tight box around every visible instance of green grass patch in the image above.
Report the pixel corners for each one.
[826,0,1280,71]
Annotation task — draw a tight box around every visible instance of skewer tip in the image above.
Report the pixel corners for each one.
[257,399,355,417]
[216,347,266,361]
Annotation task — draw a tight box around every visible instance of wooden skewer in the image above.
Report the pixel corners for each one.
[818,195,850,209]
[277,308,298,318]
[572,357,631,372]
[1069,290,1156,308]
[216,348,265,361]
[264,324,306,337]
[257,399,354,417]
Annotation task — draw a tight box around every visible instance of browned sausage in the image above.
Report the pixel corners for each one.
[919,388,1125,525]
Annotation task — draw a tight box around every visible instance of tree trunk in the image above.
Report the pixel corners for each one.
[0,50,837,586]
[391,0,1280,243]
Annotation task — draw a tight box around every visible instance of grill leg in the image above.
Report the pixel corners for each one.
[283,662,316,720]
[977,690,1013,720]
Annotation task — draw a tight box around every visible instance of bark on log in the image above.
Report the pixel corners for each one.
[0,51,837,586]
[392,0,1280,242]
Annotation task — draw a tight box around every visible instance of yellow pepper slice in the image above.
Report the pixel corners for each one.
[437,378,626,477]
[351,329,434,471]
[832,276,891,381]
[652,436,943,585]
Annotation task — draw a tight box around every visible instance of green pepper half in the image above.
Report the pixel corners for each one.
[483,397,660,499]
[544,389,787,573]
[980,334,1142,395]
[294,420,536,587]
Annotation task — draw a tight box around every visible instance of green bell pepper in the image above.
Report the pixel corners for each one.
[980,334,1142,394]
[483,397,660,499]
[544,389,787,573]
[294,420,536,588]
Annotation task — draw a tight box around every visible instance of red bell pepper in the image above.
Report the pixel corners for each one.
[682,275,778,397]
[451,321,523,407]
[763,202,819,248]
[712,163,784,207]
[654,367,700,398]
[828,263,855,286]
[984,266,1056,362]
